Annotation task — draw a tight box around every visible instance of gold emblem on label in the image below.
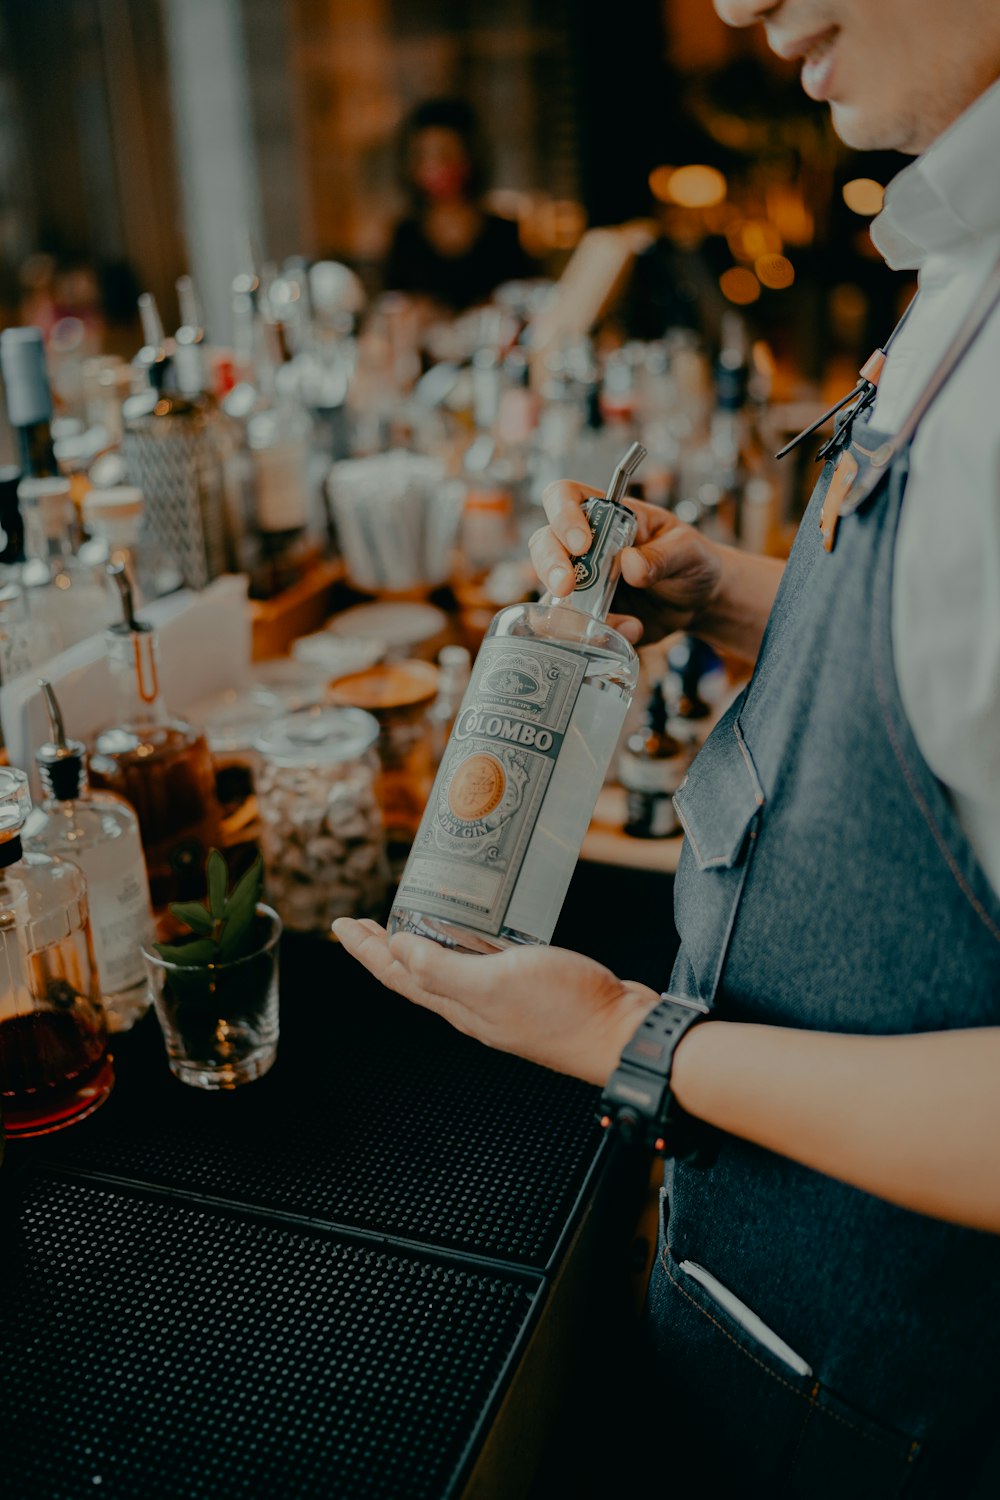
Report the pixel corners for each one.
[448,753,506,821]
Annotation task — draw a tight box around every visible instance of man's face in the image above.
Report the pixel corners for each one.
[714,0,1000,153]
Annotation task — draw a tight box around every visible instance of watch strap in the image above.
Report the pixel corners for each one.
[600,993,709,1155]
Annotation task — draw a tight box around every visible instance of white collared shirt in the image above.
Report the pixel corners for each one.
[869,76,1000,896]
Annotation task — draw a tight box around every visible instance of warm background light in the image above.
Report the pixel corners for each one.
[842,178,885,216]
[648,165,676,203]
[727,218,782,262]
[667,164,727,208]
[719,267,760,304]
[755,253,795,289]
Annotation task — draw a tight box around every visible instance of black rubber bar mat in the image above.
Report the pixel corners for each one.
[1,1170,539,1500]
[27,950,602,1272]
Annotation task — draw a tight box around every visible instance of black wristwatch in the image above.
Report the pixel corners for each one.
[599,993,710,1157]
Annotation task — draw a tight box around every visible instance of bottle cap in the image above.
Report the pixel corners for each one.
[0,765,32,837]
[438,645,471,671]
[34,680,87,801]
[0,327,53,427]
[84,485,145,524]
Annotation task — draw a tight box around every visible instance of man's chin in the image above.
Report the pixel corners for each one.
[829,100,924,155]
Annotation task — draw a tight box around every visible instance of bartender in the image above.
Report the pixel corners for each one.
[338,0,1000,1491]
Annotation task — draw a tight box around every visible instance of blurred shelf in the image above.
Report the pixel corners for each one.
[580,785,683,873]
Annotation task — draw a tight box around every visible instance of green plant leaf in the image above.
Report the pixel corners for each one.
[207,848,228,920]
[224,854,263,918]
[153,937,219,967]
[168,901,215,936]
[218,857,264,961]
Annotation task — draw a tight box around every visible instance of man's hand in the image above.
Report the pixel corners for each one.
[333,919,659,1086]
[530,478,785,661]
[529,479,725,646]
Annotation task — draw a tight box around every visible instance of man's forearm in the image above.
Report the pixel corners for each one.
[695,547,785,661]
[671,1020,1000,1233]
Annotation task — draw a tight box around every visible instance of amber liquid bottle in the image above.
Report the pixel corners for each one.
[89,568,223,912]
[0,766,113,1138]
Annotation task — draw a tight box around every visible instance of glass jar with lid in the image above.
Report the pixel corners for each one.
[254,705,388,935]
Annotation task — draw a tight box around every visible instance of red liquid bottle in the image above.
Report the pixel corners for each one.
[0,767,113,1138]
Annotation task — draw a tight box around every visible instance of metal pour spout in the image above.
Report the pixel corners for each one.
[606,441,647,506]
[39,678,67,747]
[108,560,140,632]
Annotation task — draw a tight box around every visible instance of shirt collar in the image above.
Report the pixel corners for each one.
[871,75,1000,270]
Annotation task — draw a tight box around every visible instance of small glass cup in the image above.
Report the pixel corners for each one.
[142,904,281,1090]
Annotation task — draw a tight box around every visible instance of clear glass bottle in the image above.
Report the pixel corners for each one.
[0,765,113,1138]
[88,566,224,913]
[427,645,471,767]
[80,484,183,605]
[25,681,153,1032]
[19,476,116,651]
[223,281,318,599]
[0,580,58,683]
[389,443,644,954]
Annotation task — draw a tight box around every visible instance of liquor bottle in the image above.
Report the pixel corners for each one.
[427,645,472,766]
[0,325,59,582]
[0,465,25,564]
[0,765,113,1138]
[389,443,644,954]
[168,274,206,403]
[618,681,687,838]
[222,280,317,598]
[26,681,153,1032]
[0,326,59,480]
[81,484,183,605]
[19,476,116,651]
[665,635,724,749]
[88,564,224,912]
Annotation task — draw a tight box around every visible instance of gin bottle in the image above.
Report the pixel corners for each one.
[389,443,644,954]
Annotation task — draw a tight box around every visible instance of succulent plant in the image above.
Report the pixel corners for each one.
[154,849,264,966]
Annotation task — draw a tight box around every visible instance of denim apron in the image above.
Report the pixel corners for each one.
[645,417,1000,1497]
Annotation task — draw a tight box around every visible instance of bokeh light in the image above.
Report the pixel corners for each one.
[755,253,795,289]
[842,178,885,215]
[648,165,675,203]
[667,164,727,209]
[727,218,782,262]
[719,267,761,305]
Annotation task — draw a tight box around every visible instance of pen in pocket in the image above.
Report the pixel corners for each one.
[679,1259,813,1378]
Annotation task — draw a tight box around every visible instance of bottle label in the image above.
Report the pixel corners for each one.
[78,828,152,994]
[394,637,587,937]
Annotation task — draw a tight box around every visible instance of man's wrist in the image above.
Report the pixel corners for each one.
[591,985,660,1090]
[599,993,712,1154]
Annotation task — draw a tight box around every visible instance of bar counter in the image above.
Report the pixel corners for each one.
[2,863,676,1500]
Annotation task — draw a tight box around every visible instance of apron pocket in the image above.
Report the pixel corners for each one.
[645,1219,921,1498]
[671,710,764,1004]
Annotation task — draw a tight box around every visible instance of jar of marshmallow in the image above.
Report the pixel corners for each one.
[255,705,388,935]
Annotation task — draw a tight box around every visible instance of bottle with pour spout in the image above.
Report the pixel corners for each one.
[389,443,644,954]
[25,680,153,1032]
[88,564,223,912]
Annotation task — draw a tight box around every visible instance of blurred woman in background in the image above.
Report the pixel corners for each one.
[385,97,537,313]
